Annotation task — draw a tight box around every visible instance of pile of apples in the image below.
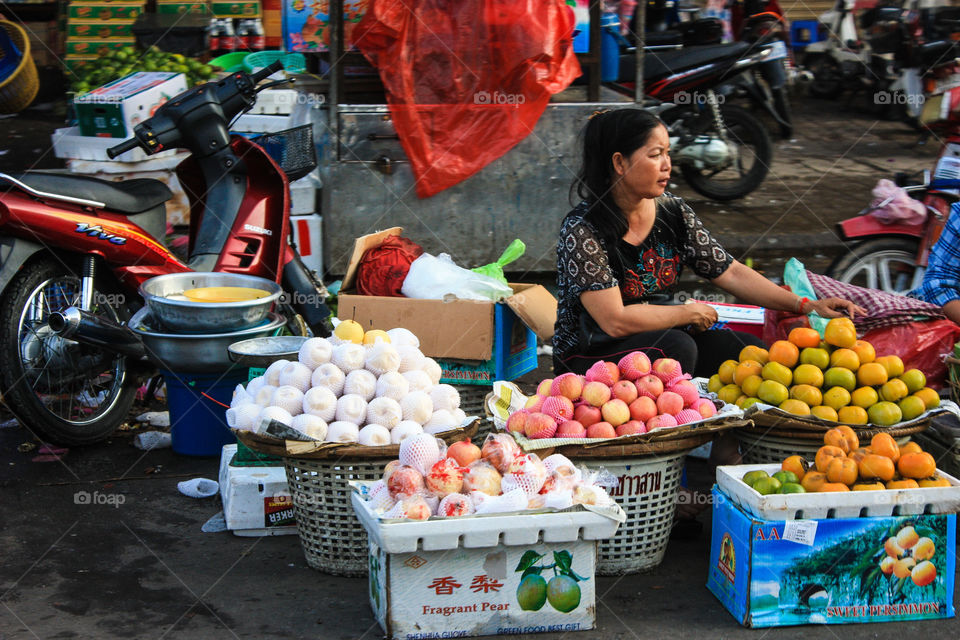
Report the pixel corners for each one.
[505,351,718,440]
[364,433,614,521]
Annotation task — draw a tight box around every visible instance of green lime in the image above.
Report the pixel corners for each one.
[752,477,782,495]
[772,471,798,485]
[779,482,806,494]
[742,470,770,487]
[171,53,186,63]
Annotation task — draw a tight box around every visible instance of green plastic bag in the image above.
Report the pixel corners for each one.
[472,239,526,286]
[783,257,827,336]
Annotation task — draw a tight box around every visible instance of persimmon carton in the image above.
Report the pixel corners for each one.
[708,487,956,628]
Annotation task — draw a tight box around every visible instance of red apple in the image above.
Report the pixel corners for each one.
[611,379,639,404]
[586,422,617,438]
[628,396,658,423]
[573,403,602,427]
[616,420,646,436]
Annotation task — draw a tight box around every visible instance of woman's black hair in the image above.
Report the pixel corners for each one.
[570,108,666,247]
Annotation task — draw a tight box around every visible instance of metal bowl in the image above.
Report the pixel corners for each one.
[139,272,283,334]
[228,336,309,368]
[130,307,287,373]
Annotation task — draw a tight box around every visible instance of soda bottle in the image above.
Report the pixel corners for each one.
[221,19,236,53]
[250,18,265,51]
[236,19,250,51]
[208,18,221,56]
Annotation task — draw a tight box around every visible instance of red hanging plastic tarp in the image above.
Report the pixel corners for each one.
[354,0,581,198]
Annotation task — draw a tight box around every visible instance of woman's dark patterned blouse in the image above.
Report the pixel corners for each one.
[552,194,733,360]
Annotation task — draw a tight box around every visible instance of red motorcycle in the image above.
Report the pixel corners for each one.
[827,37,960,292]
[0,61,332,445]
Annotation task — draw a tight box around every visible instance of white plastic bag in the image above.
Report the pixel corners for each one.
[401,253,514,302]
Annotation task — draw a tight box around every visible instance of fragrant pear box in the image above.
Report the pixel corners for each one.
[708,487,956,628]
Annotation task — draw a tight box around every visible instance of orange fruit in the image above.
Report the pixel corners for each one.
[718,359,739,385]
[824,317,857,348]
[793,364,825,388]
[899,395,926,421]
[887,479,920,490]
[856,362,888,387]
[717,384,742,405]
[919,477,951,488]
[858,454,895,482]
[790,384,822,407]
[822,386,852,410]
[838,405,868,424]
[875,355,905,378]
[900,441,923,455]
[884,536,904,558]
[811,405,839,421]
[739,345,769,365]
[768,340,800,368]
[852,340,876,364]
[896,526,920,549]
[740,374,763,397]
[800,347,831,370]
[801,471,827,492]
[830,348,861,372]
[879,556,896,574]
[849,446,872,464]
[708,374,723,393]
[870,433,901,462]
[867,401,903,426]
[911,560,937,587]
[826,457,858,485]
[824,368,857,392]
[899,369,926,394]
[779,398,811,416]
[734,360,763,386]
[757,380,789,406]
[879,379,909,403]
[898,452,936,479]
[820,482,851,492]
[893,557,916,579]
[782,455,809,482]
[761,361,793,386]
[823,425,859,452]
[913,537,935,562]
[854,482,886,491]
[850,386,879,408]
[789,327,822,349]
[913,387,940,410]
[815,445,847,473]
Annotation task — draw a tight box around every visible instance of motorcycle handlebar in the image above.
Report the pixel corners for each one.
[106,137,140,159]
[251,60,285,84]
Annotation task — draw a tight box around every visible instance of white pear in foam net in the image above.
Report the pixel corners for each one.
[253,384,278,407]
[302,386,337,422]
[291,413,327,440]
[367,480,397,512]
[399,433,441,475]
[421,357,442,385]
[400,390,433,424]
[343,369,377,401]
[395,344,425,373]
[245,375,266,398]
[270,385,304,416]
[423,409,456,434]
[366,396,402,429]
[225,402,260,431]
[365,343,401,376]
[358,424,391,446]
[386,327,419,348]
[451,408,467,425]
[375,371,409,402]
[429,384,460,411]
[278,361,312,392]
[263,359,290,386]
[331,343,365,373]
[390,420,423,444]
[259,405,293,428]
[298,337,333,369]
[402,370,433,393]
[311,363,345,396]
[326,421,359,443]
[335,393,368,425]
[230,384,253,409]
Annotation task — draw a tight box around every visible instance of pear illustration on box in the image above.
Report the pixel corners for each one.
[515,549,587,613]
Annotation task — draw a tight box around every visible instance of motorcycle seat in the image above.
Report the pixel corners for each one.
[916,40,959,70]
[631,42,752,81]
[14,172,172,214]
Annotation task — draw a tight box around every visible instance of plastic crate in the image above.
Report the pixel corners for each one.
[437,303,537,385]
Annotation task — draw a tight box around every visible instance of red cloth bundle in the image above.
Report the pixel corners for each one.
[356,235,424,297]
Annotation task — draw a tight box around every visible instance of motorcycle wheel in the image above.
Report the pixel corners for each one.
[0,258,138,445]
[807,55,845,99]
[673,105,772,202]
[825,238,921,294]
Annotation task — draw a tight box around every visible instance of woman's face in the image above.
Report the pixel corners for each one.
[610,125,671,203]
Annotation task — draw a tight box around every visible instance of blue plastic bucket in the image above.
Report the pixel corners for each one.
[600,13,621,83]
[164,369,247,456]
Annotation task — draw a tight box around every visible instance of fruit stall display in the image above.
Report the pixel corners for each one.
[234,323,483,576]
[486,352,751,575]
[69,45,219,95]
[349,442,625,638]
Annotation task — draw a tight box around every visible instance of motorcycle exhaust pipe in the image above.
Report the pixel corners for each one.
[48,307,146,358]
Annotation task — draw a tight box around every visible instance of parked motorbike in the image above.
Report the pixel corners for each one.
[0,61,333,445]
[826,46,960,292]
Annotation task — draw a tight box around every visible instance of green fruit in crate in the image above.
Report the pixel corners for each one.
[516,574,547,611]
[772,470,798,485]
[752,477,782,495]
[779,482,806,494]
[546,575,581,613]
[742,470,769,487]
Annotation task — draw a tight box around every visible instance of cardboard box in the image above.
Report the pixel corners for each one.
[707,487,956,627]
[156,3,210,14]
[212,1,261,17]
[74,71,187,138]
[67,3,145,21]
[218,444,297,537]
[336,228,556,363]
[66,21,135,38]
[64,38,135,56]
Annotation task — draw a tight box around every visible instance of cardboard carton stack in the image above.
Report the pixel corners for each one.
[156,0,210,15]
[211,0,261,18]
[64,0,144,74]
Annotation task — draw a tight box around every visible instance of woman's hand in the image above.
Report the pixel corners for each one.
[685,302,718,332]
[805,297,866,319]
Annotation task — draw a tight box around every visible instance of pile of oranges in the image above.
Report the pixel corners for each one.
[777,425,951,492]
[708,317,940,425]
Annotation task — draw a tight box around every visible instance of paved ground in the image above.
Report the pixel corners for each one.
[1,94,958,638]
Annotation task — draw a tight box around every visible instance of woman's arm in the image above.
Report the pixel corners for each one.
[580,286,719,337]
[712,260,866,318]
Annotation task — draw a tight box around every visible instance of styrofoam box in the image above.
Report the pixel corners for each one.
[52,126,179,163]
[218,444,298,537]
[248,89,301,115]
[232,112,298,134]
[717,463,960,520]
[290,214,322,275]
[289,177,316,215]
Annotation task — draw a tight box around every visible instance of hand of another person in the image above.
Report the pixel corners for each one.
[685,302,718,332]
[806,297,867,319]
